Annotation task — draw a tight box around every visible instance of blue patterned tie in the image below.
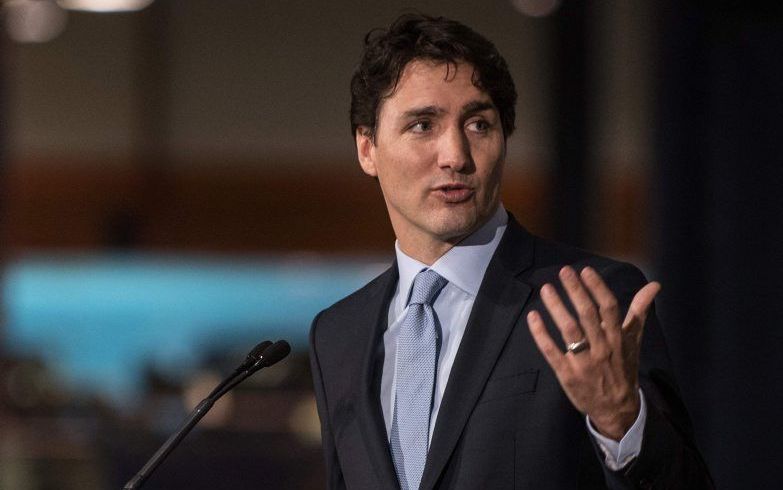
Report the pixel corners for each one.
[391,269,448,490]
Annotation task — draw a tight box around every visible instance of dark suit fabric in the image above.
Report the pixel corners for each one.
[309,217,713,489]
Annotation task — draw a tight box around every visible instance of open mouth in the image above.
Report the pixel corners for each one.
[434,184,474,203]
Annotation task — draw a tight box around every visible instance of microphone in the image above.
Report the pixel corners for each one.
[207,340,272,400]
[210,340,291,400]
[123,339,291,489]
[257,339,292,367]
[242,340,275,370]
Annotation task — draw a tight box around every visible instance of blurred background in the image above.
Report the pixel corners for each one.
[0,0,780,488]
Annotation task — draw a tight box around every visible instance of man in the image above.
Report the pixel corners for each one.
[309,14,712,489]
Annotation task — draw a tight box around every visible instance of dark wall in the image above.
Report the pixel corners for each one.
[654,2,783,488]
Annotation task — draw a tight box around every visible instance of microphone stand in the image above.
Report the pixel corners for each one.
[123,340,290,489]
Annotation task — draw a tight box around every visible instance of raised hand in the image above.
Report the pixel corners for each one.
[527,266,661,440]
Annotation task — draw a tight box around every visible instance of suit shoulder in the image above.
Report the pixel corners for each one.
[529,235,649,288]
[310,265,395,341]
[318,265,395,320]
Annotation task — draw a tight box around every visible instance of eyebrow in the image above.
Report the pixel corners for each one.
[400,100,496,120]
[401,105,444,119]
[461,100,495,115]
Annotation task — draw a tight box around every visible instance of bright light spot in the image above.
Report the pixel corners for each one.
[4,0,68,44]
[57,0,154,12]
[511,0,562,18]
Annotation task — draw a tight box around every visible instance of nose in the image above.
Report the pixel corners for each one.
[437,126,472,172]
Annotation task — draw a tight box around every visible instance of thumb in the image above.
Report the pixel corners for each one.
[622,281,661,336]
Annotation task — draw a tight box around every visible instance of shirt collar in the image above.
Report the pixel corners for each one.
[395,205,508,302]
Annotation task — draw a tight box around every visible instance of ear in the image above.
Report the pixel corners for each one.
[355,127,378,177]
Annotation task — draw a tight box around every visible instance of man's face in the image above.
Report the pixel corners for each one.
[356,59,506,260]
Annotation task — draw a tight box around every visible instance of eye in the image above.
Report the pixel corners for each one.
[409,120,433,133]
[466,119,490,133]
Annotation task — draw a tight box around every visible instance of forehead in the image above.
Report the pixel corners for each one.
[380,59,492,114]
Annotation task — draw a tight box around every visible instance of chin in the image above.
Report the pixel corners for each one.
[429,211,481,242]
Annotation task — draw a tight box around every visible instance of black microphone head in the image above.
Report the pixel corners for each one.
[246,340,272,363]
[257,340,291,368]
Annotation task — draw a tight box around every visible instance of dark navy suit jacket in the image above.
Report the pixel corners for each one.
[309,216,713,489]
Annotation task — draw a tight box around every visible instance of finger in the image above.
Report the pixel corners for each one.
[580,266,622,348]
[540,283,584,345]
[622,281,661,339]
[527,310,568,373]
[559,266,606,350]
[580,267,622,328]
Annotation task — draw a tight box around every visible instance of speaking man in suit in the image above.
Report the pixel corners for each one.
[309,14,713,489]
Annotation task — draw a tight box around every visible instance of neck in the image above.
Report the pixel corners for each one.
[392,205,504,265]
[395,223,484,265]
[396,238,456,266]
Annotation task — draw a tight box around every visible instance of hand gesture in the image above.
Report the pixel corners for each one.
[527,266,661,440]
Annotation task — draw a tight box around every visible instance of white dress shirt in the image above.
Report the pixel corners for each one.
[380,204,646,470]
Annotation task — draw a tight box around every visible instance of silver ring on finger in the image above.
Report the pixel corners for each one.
[566,338,590,355]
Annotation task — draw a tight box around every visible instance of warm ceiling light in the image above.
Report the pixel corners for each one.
[56,0,154,12]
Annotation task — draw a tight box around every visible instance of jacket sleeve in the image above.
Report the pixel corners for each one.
[595,263,715,490]
[309,311,347,490]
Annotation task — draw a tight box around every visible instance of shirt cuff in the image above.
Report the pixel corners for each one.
[585,388,647,471]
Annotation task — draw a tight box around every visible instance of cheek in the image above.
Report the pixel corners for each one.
[375,155,419,201]
[378,147,429,182]
[475,147,505,187]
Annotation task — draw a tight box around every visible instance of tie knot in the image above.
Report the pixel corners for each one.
[408,269,448,306]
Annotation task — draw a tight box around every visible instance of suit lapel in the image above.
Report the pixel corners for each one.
[420,218,535,490]
[355,264,401,490]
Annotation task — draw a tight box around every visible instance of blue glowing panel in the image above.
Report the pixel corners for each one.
[2,254,390,405]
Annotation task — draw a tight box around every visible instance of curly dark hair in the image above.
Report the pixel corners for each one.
[350,13,517,140]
